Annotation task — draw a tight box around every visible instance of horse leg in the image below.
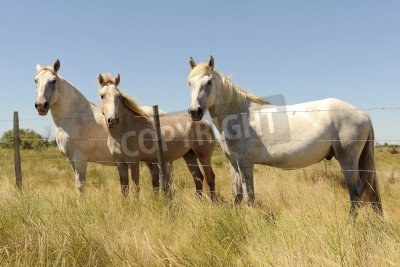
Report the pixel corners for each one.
[130,162,140,193]
[165,162,173,189]
[68,159,75,173]
[117,162,129,197]
[198,156,217,202]
[237,158,255,205]
[229,161,243,204]
[146,162,160,191]
[183,150,204,197]
[341,162,363,216]
[69,159,87,195]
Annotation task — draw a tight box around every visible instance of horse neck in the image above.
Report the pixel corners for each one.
[208,78,251,133]
[50,77,92,124]
[110,99,153,138]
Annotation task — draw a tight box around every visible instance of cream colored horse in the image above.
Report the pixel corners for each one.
[187,56,382,215]
[98,73,217,200]
[34,60,168,195]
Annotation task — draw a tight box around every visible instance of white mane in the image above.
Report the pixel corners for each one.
[189,63,270,112]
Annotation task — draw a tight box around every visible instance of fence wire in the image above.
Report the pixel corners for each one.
[1,155,399,210]
[1,154,399,177]
[5,138,400,143]
[1,106,399,208]
[0,106,400,122]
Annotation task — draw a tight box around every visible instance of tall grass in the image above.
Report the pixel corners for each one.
[0,147,399,266]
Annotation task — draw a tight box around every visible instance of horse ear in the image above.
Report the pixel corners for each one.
[98,73,105,86]
[36,64,42,72]
[53,59,60,73]
[208,56,214,71]
[115,74,120,86]
[189,57,196,69]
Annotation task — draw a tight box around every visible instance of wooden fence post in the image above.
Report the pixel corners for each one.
[13,111,22,190]
[152,105,168,193]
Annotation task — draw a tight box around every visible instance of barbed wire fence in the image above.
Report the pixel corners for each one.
[1,106,400,204]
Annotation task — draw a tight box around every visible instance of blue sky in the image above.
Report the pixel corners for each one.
[1,1,399,143]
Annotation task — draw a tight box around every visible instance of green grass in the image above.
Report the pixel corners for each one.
[0,147,400,266]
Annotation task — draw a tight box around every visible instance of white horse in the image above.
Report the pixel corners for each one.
[187,56,382,215]
[34,59,169,195]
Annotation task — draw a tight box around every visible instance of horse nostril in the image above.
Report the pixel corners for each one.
[188,107,203,120]
[192,107,202,116]
[35,103,39,109]
[107,117,119,127]
[44,102,49,109]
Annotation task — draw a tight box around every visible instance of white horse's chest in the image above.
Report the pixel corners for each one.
[55,126,70,156]
[107,137,124,160]
[218,133,245,162]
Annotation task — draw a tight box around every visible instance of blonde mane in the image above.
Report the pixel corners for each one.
[189,64,270,111]
[100,73,116,84]
[120,91,150,118]
[220,73,270,107]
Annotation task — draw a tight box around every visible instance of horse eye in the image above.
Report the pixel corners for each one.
[207,80,212,85]
[100,94,105,99]
[34,79,37,83]
[51,79,57,84]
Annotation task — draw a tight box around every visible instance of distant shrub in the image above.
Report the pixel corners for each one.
[390,146,399,154]
[0,129,55,150]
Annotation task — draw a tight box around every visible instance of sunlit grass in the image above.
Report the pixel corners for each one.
[0,146,399,266]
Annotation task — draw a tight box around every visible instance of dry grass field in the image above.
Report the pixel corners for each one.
[0,145,400,266]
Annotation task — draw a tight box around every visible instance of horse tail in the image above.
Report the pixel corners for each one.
[359,122,383,215]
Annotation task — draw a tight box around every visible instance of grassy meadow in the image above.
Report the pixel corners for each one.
[0,145,400,266]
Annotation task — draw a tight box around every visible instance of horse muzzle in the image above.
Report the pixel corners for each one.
[107,117,120,128]
[35,101,50,116]
[188,107,204,121]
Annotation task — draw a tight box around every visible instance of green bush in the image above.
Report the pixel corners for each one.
[0,129,53,150]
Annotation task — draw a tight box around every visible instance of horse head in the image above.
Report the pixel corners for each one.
[98,73,121,128]
[34,59,61,115]
[187,56,218,121]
